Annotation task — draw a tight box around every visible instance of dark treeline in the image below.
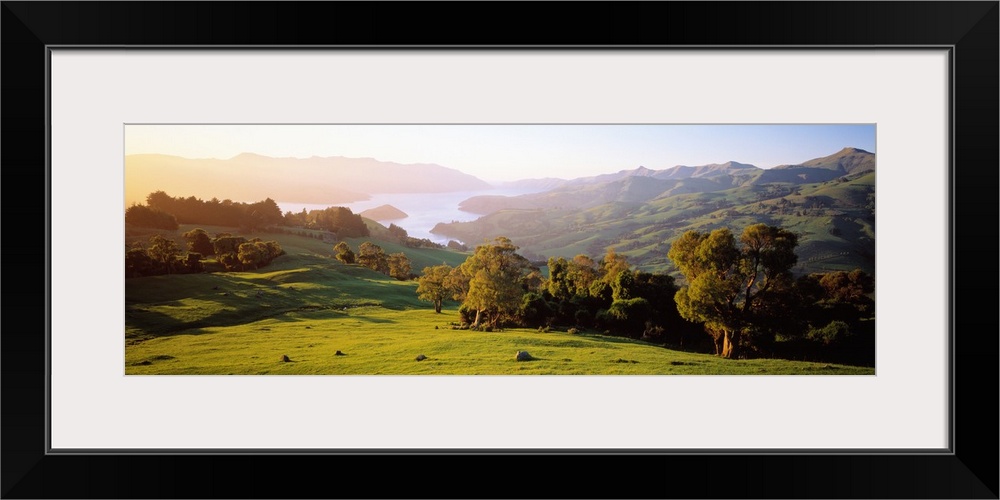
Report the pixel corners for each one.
[130,192,480,245]
[126,229,284,278]
[773,269,875,367]
[132,191,371,238]
[143,191,284,232]
[124,204,179,230]
[283,206,369,238]
[126,235,202,277]
[417,227,875,367]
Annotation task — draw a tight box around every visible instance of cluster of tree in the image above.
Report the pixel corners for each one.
[136,190,402,242]
[776,269,875,366]
[414,226,875,366]
[387,223,444,249]
[667,223,874,365]
[125,203,179,230]
[283,207,369,238]
[526,250,697,343]
[334,241,412,280]
[414,238,697,343]
[125,229,285,278]
[126,235,203,277]
[204,231,284,271]
[144,191,283,232]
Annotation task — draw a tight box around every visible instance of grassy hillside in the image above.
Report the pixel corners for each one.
[126,306,872,375]
[128,222,469,271]
[431,172,875,276]
[125,229,874,375]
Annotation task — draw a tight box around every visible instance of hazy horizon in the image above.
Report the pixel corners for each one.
[125,124,876,183]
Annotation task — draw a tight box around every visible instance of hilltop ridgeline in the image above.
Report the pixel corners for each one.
[125,153,492,207]
[434,147,876,276]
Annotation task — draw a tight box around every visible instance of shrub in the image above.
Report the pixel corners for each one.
[806,320,852,346]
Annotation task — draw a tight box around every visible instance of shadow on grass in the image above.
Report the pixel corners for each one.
[346,314,395,324]
[127,304,314,340]
[127,299,405,343]
[562,333,651,346]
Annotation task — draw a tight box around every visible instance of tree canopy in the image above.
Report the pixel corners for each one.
[333,241,356,264]
[387,252,412,281]
[458,237,533,329]
[125,203,178,230]
[182,228,214,255]
[667,223,798,358]
[416,264,454,313]
[357,242,389,275]
[143,191,282,230]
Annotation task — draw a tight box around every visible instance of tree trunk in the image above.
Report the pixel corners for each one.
[720,330,740,359]
[472,309,482,327]
[710,330,723,356]
[434,301,442,314]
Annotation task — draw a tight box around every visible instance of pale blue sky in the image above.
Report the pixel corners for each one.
[126,124,875,182]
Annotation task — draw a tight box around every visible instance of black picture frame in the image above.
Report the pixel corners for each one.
[3,2,997,498]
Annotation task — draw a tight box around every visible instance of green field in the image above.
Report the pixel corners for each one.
[125,227,874,375]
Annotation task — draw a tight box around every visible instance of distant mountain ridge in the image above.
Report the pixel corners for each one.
[786,147,875,174]
[653,161,759,180]
[125,153,492,206]
[457,148,874,214]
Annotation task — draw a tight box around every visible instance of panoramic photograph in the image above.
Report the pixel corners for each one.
[124,124,876,375]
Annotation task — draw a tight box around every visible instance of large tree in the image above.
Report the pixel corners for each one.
[416,264,454,313]
[238,242,265,270]
[146,235,181,273]
[545,256,573,301]
[458,237,533,329]
[387,252,412,280]
[182,228,215,255]
[667,223,798,358]
[357,241,389,275]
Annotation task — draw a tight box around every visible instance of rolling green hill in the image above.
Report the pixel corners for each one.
[125,228,873,375]
[432,149,875,276]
